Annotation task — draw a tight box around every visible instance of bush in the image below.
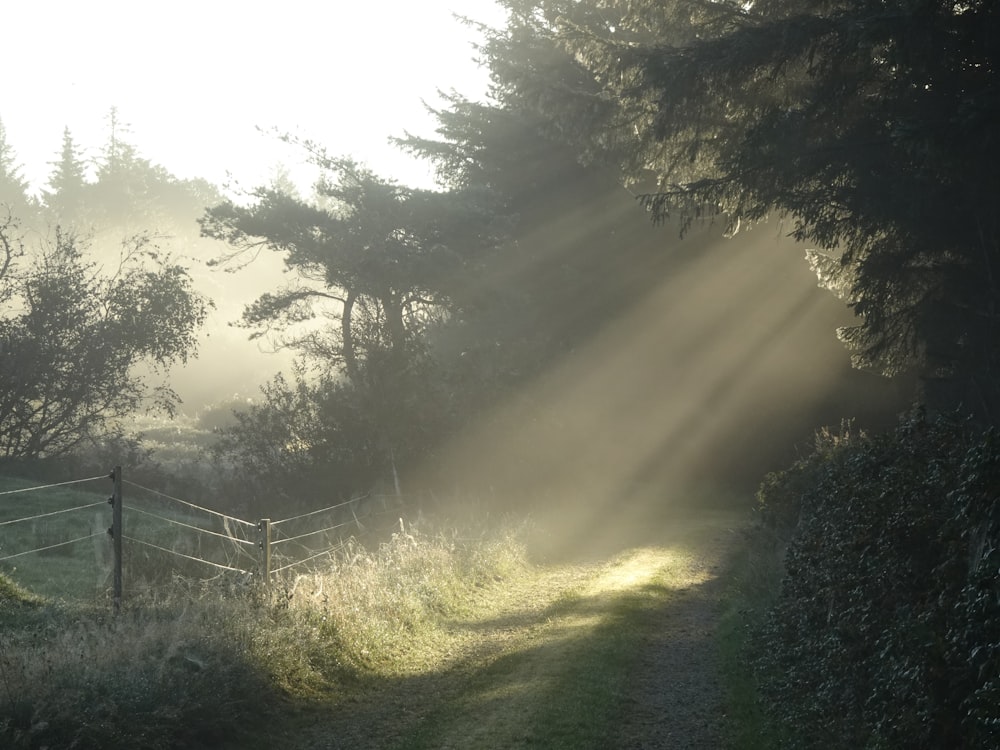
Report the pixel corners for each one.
[755,420,861,536]
[754,410,1000,748]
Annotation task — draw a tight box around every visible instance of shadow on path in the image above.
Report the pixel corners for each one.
[280,512,746,750]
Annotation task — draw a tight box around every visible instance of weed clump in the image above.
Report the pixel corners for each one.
[0,574,40,607]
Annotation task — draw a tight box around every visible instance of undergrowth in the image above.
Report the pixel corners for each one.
[715,524,788,749]
[751,410,1000,748]
[0,517,530,749]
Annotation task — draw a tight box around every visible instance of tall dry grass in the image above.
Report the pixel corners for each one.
[0,517,530,749]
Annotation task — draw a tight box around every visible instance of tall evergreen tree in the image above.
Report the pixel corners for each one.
[396,93,679,362]
[480,0,1000,420]
[82,107,221,241]
[0,117,35,220]
[90,107,155,229]
[42,127,89,225]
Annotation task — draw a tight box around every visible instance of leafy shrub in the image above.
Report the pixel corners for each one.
[755,420,861,536]
[755,410,1000,748]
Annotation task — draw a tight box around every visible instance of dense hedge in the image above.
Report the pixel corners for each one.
[755,410,1000,748]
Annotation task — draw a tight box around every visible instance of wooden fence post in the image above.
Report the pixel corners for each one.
[110,465,123,614]
[258,518,271,584]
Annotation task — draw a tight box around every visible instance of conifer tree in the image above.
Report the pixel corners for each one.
[42,127,89,225]
[481,0,1000,420]
[0,117,35,220]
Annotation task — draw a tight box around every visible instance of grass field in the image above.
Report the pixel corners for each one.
[0,514,533,749]
[0,475,114,600]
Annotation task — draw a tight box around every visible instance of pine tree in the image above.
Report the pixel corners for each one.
[482,0,1000,420]
[0,117,35,220]
[42,127,89,225]
[90,107,220,236]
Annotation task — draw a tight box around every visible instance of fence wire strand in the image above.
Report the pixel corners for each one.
[272,541,349,575]
[127,505,256,546]
[271,519,355,547]
[122,480,255,528]
[0,531,106,562]
[123,535,247,574]
[3,473,397,597]
[0,500,106,527]
[271,495,368,527]
[0,474,108,496]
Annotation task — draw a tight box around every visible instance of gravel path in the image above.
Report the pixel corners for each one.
[290,512,741,750]
[609,528,732,749]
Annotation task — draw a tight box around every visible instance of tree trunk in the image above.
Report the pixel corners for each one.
[383,290,407,365]
[341,288,361,386]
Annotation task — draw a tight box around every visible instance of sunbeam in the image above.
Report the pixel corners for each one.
[417,186,903,558]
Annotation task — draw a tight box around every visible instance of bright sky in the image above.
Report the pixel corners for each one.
[2,1,506,194]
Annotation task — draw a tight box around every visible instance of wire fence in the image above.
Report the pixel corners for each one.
[0,468,400,605]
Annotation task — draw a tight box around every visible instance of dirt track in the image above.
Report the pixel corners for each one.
[289,512,741,749]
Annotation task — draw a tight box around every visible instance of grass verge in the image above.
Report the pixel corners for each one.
[0,518,530,749]
[715,521,787,748]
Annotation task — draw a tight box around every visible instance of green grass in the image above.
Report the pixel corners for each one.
[0,475,113,600]
[389,519,743,750]
[0,572,41,607]
[715,521,788,748]
[0,594,279,748]
[276,519,531,681]
[0,473,261,600]
[0,498,772,749]
[0,516,531,749]
[515,570,676,749]
[395,583,650,749]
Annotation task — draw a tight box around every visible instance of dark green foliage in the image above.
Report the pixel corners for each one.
[201,146,508,497]
[481,0,1000,420]
[754,422,862,537]
[210,369,387,515]
[756,411,1000,748]
[201,147,501,379]
[0,219,208,459]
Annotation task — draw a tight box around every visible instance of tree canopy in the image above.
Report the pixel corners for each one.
[0,216,208,459]
[0,117,35,221]
[201,145,499,382]
[201,143,505,492]
[41,127,88,225]
[478,0,1000,419]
